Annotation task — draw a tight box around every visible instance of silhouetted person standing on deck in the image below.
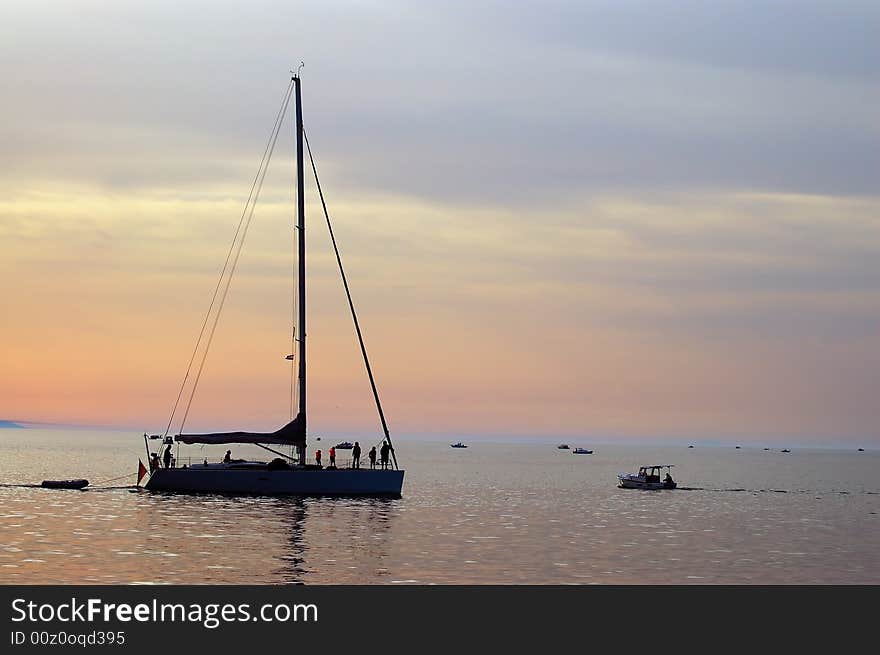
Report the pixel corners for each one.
[329,446,336,468]
[368,446,377,470]
[315,449,322,467]
[380,440,392,470]
[163,444,172,469]
[352,442,361,469]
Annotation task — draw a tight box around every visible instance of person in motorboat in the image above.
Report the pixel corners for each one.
[619,464,677,490]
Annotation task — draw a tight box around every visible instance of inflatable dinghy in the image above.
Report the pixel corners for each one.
[41,479,89,489]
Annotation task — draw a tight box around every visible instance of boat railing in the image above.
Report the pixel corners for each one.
[159,455,377,470]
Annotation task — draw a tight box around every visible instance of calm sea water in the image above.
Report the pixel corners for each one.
[0,429,877,584]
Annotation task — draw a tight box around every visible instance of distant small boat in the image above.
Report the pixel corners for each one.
[763,447,770,451]
[688,445,694,449]
[334,441,354,449]
[735,445,741,449]
[41,479,89,490]
[781,449,791,453]
[572,448,593,454]
[557,444,570,450]
[858,448,865,452]
[450,442,468,448]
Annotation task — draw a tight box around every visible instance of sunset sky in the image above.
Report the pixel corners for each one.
[1,1,878,444]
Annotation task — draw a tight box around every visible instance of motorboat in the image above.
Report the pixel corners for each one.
[557,444,570,450]
[618,465,676,490]
[450,442,468,448]
[572,448,593,454]
[334,441,355,449]
[781,449,791,453]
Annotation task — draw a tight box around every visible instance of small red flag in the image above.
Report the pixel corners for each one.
[137,459,148,485]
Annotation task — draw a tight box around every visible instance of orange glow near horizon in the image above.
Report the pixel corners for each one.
[2,183,878,443]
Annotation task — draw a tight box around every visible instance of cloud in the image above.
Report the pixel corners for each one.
[2,1,877,206]
[1,1,877,441]
[465,0,880,80]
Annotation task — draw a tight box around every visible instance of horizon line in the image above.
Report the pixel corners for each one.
[2,417,875,449]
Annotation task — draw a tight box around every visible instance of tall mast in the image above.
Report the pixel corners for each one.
[294,74,307,458]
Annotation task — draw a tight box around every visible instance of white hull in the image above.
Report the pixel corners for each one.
[145,467,404,496]
[617,476,675,490]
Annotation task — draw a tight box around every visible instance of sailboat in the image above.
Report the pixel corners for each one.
[139,73,404,496]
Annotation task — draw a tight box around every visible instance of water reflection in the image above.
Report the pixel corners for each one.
[1,432,877,584]
[123,492,400,584]
[352,497,396,580]
[284,496,399,583]
[269,497,307,584]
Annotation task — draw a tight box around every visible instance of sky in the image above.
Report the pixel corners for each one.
[1,1,878,445]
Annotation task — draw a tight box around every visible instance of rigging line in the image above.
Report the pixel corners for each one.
[91,472,137,486]
[179,84,293,435]
[177,83,295,436]
[303,128,399,471]
[179,103,290,436]
[162,78,296,438]
[255,442,297,461]
[164,80,293,437]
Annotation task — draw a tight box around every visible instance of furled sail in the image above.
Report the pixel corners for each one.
[176,412,305,446]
